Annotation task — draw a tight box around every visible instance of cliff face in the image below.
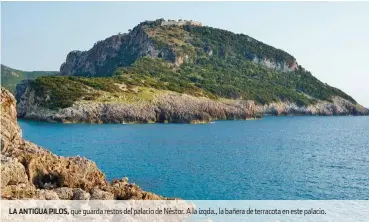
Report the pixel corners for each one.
[252,57,298,72]
[1,88,171,199]
[60,24,176,77]
[256,97,369,116]
[15,80,257,124]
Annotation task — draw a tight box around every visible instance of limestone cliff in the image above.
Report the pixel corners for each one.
[1,88,172,200]
[60,21,177,76]
[256,97,369,116]
[15,80,257,124]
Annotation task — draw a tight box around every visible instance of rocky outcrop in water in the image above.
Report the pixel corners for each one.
[1,88,172,199]
[256,97,369,116]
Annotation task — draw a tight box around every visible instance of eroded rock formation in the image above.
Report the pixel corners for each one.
[256,96,369,116]
[60,23,177,76]
[15,80,258,124]
[1,87,172,200]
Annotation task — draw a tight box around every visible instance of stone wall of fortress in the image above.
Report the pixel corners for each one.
[160,20,202,27]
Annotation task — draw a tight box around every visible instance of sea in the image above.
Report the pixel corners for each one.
[18,116,369,200]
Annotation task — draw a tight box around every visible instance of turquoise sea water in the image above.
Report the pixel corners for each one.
[18,116,369,200]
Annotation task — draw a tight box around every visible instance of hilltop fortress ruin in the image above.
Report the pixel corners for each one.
[160,19,202,27]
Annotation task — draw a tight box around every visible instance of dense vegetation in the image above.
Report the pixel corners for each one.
[184,25,296,65]
[31,76,122,109]
[31,56,355,110]
[1,65,58,94]
[142,20,296,67]
[115,57,355,105]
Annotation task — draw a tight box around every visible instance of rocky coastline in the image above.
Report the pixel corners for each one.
[14,80,368,124]
[15,80,259,124]
[1,87,173,200]
[256,96,369,116]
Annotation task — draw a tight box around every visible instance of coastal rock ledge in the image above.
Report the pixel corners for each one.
[15,80,258,124]
[15,79,368,124]
[0,87,173,200]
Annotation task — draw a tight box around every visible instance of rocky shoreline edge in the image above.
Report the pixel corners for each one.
[1,88,174,200]
[16,80,260,124]
[14,79,369,124]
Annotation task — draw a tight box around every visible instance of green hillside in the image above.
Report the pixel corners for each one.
[1,64,58,94]
[31,56,355,110]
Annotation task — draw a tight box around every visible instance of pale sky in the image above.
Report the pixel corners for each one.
[1,2,368,107]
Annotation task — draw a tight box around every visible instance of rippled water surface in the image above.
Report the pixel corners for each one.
[18,116,369,199]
